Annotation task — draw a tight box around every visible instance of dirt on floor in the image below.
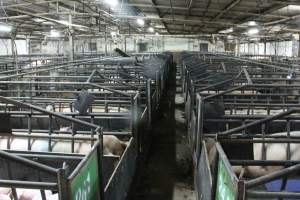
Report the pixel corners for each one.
[127,63,195,200]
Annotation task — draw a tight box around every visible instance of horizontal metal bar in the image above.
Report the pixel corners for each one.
[0,150,58,174]
[220,109,300,136]
[246,163,300,188]
[6,133,98,141]
[216,138,300,143]
[230,160,300,166]
[10,153,83,160]
[0,180,58,190]
[5,112,131,117]
[0,96,100,130]
[203,85,246,100]
[5,149,85,158]
[247,190,300,198]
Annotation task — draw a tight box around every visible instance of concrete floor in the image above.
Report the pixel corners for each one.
[127,64,195,200]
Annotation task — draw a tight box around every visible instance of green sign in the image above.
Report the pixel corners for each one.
[70,150,100,200]
[215,158,236,200]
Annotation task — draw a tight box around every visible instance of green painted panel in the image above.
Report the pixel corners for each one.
[70,150,100,200]
[215,158,236,200]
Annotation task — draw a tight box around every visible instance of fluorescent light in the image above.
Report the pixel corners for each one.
[42,21,55,25]
[248,28,259,35]
[286,5,300,11]
[155,25,164,28]
[248,21,257,26]
[111,31,117,37]
[293,34,299,40]
[105,0,118,7]
[0,24,12,32]
[33,18,44,23]
[155,32,159,36]
[219,27,233,34]
[137,18,145,26]
[148,27,154,32]
[250,37,259,41]
[50,30,60,37]
[59,20,70,26]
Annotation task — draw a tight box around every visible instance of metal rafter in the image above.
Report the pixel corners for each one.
[109,3,289,20]
[0,0,298,36]
[151,0,170,34]
[212,0,242,20]
[169,0,174,21]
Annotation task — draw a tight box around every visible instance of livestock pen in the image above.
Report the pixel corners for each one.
[0,96,135,200]
[197,109,300,200]
[0,53,172,200]
[181,52,300,199]
[0,53,172,152]
[181,52,300,160]
[193,83,300,166]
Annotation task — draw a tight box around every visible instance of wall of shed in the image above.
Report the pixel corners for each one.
[0,37,224,56]
[239,40,297,57]
[0,39,28,55]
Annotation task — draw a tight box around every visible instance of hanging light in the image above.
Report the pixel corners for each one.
[248,21,257,26]
[105,0,118,8]
[148,27,154,32]
[247,28,259,35]
[219,27,233,34]
[111,31,117,37]
[50,29,60,37]
[0,24,12,32]
[137,18,145,26]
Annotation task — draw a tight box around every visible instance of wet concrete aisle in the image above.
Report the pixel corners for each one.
[127,59,195,200]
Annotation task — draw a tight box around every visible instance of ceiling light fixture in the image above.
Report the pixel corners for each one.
[219,27,233,34]
[111,31,117,37]
[148,27,154,32]
[247,28,259,35]
[248,21,257,26]
[137,18,145,26]
[0,24,12,32]
[50,29,60,37]
[105,0,118,8]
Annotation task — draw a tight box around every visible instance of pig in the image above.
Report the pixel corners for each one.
[33,193,58,200]
[240,131,300,178]
[206,131,300,178]
[0,132,127,157]
[0,194,10,200]
[0,188,53,200]
[18,189,52,200]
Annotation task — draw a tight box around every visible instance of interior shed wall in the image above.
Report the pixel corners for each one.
[18,37,225,55]
[4,37,298,57]
[239,40,297,57]
[0,39,28,55]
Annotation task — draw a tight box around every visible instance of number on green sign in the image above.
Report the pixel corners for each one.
[75,173,91,200]
[215,159,236,200]
[70,150,100,200]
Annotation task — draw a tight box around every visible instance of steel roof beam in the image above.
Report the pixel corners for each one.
[151,0,170,34]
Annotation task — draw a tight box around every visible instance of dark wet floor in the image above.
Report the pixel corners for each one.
[127,62,195,200]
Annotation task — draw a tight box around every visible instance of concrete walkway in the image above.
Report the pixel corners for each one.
[127,62,195,200]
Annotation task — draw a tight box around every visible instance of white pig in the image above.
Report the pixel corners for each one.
[0,133,127,156]
[207,131,300,178]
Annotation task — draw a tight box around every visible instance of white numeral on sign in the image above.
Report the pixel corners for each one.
[75,173,91,200]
